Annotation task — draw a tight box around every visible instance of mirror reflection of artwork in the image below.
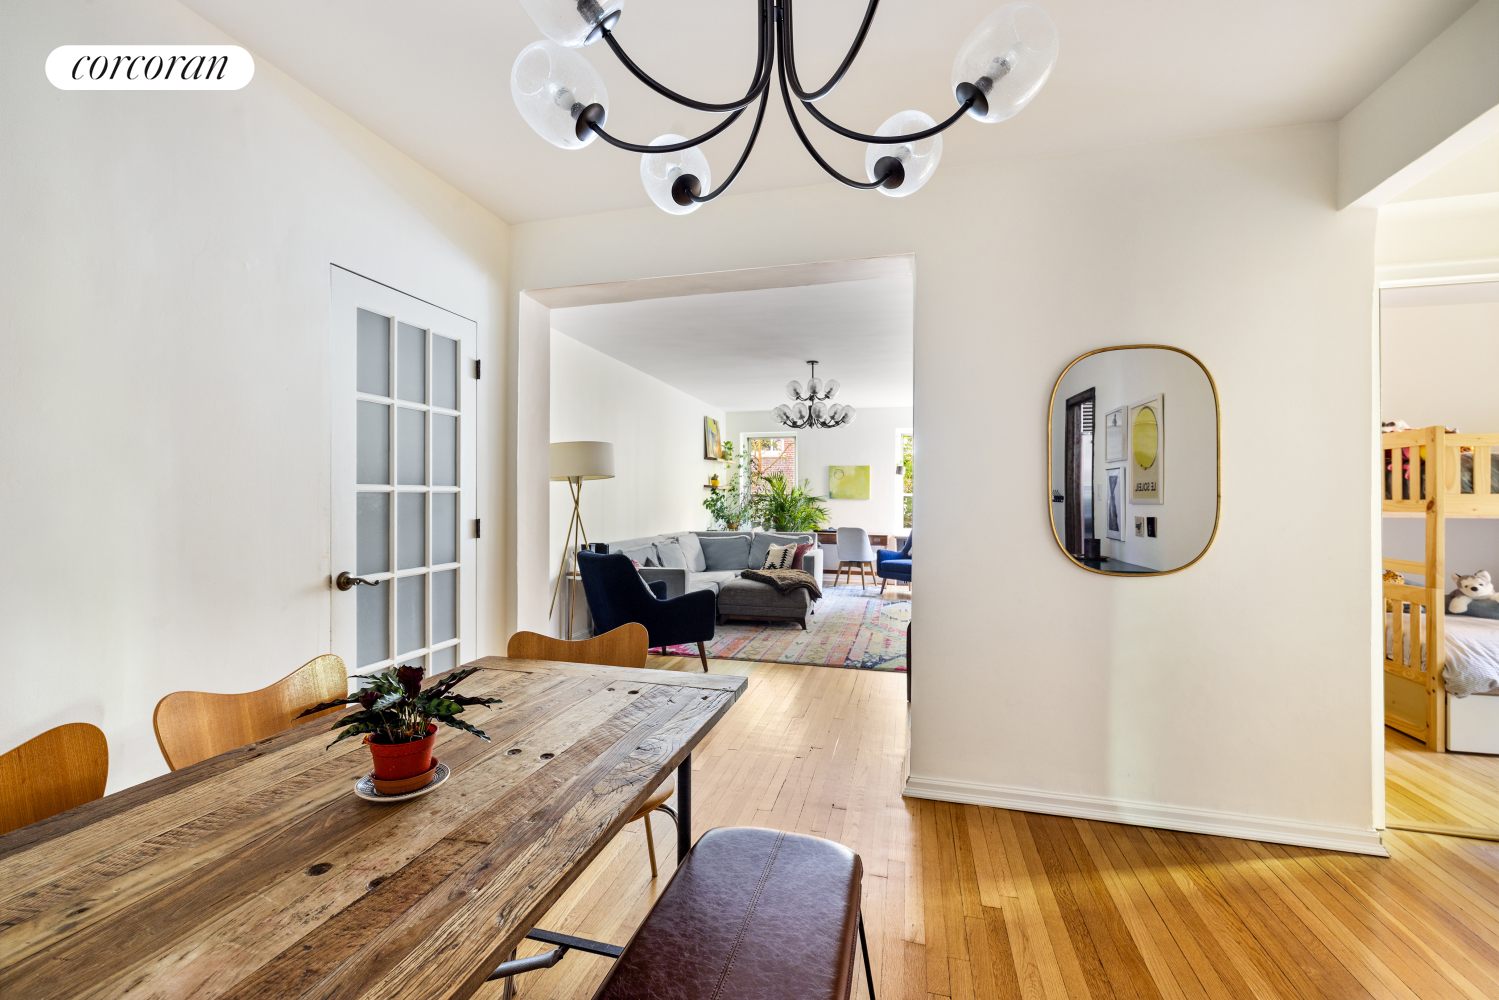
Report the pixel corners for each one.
[1049,348,1217,576]
[703,416,723,460]
[1104,407,1125,463]
[1105,465,1125,540]
[1129,395,1163,504]
[829,465,871,499]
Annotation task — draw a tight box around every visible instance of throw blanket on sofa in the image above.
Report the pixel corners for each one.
[742,568,823,601]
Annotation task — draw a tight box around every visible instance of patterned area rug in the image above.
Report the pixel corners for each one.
[665,584,909,670]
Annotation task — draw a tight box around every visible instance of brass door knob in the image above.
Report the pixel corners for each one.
[336,572,379,591]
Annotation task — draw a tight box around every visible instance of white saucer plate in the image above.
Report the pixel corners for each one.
[355,762,451,803]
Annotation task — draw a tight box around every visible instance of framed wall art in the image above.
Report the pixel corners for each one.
[1128,394,1163,504]
[703,416,724,460]
[1104,406,1125,463]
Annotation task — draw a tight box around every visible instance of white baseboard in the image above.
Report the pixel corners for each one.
[903,775,1388,857]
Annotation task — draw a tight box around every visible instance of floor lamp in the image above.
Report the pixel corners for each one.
[550,441,615,636]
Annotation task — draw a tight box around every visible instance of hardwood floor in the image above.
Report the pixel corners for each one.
[479,662,1499,999]
[1385,726,1499,838]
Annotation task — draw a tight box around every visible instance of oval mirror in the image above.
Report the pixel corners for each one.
[1048,346,1220,575]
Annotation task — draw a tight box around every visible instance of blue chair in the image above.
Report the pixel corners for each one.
[577,551,716,671]
[875,533,912,597]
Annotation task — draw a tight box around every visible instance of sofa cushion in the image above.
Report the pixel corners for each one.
[670,532,708,573]
[749,532,815,571]
[688,570,740,594]
[619,543,657,567]
[791,542,816,571]
[700,534,751,571]
[762,542,797,569]
[656,539,689,569]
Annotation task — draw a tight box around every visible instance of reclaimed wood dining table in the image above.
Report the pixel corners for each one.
[0,657,746,1000]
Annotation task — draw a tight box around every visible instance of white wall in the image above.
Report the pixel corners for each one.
[548,331,724,633]
[1,0,511,791]
[725,407,912,538]
[511,124,1385,852]
[1050,350,1218,572]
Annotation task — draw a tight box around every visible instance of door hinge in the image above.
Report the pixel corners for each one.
[474,518,481,539]
[474,359,481,379]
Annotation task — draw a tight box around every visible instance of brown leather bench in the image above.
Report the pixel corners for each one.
[592,826,875,1000]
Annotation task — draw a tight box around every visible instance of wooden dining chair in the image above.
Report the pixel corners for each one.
[153,654,349,771]
[0,722,109,836]
[507,623,678,876]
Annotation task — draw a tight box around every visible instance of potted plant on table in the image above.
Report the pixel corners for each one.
[299,664,502,793]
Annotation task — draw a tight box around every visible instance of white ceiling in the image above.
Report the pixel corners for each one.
[178,0,1476,224]
[550,275,914,411]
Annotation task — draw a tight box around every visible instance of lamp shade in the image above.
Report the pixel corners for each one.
[550,441,615,481]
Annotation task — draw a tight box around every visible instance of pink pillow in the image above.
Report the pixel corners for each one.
[791,542,816,570]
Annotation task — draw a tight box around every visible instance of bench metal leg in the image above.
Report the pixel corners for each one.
[677,753,692,864]
[858,910,876,1000]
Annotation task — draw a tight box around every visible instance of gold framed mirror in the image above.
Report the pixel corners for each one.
[1047,345,1220,576]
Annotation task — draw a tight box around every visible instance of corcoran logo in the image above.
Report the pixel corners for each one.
[46,46,254,90]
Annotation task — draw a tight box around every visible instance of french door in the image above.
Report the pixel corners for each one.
[331,267,478,679]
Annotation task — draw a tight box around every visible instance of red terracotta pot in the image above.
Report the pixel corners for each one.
[365,724,437,780]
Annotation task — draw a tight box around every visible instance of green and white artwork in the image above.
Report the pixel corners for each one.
[829,465,871,500]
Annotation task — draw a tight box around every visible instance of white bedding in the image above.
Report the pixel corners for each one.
[1387,610,1499,697]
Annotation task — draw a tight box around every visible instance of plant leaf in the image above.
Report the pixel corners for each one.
[327,723,376,749]
[437,715,490,741]
[298,697,356,718]
[371,690,404,712]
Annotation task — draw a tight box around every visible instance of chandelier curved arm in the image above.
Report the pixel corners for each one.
[584,105,748,154]
[691,83,772,203]
[779,0,882,103]
[776,26,893,191]
[598,0,773,115]
[801,92,975,144]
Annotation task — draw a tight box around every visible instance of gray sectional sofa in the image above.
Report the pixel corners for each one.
[600,530,822,599]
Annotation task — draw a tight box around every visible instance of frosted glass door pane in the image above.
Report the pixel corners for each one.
[357,580,389,668]
[430,644,456,674]
[397,322,426,403]
[396,575,425,656]
[397,408,426,485]
[357,309,391,397]
[397,492,426,570]
[432,492,457,565]
[433,335,458,410]
[358,402,390,485]
[357,492,390,575]
[432,569,456,644]
[433,414,457,487]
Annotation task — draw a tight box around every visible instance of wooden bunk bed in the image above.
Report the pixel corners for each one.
[1383,425,1499,752]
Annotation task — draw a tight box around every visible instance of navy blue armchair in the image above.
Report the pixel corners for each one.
[875,533,912,595]
[577,551,716,671]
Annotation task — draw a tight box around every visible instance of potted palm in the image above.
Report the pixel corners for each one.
[300,664,502,793]
[754,473,831,533]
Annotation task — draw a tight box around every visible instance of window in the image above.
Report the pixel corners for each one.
[900,432,913,529]
[744,435,797,485]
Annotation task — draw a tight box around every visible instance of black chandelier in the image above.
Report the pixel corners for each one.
[774,361,854,429]
[510,0,1059,213]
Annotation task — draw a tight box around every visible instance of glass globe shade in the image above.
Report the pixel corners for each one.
[811,400,828,422]
[864,110,943,198]
[825,380,840,398]
[520,0,625,48]
[786,381,802,400]
[841,407,858,425]
[792,402,809,424]
[951,2,1058,123]
[511,41,608,149]
[640,136,712,215]
[773,403,792,423]
[807,376,822,397]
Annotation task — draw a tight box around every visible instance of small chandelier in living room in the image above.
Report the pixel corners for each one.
[510,0,1059,214]
[775,361,855,429]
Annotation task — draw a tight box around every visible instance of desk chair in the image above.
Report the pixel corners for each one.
[507,623,678,876]
[153,654,348,770]
[0,723,109,835]
[834,527,877,589]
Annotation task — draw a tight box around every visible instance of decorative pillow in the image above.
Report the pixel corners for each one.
[762,542,797,569]
[669,532,708,573]
[700,533,751,571]
[619,544,656,567]
[791,541,817,570]
[1447,590,1499,620]
[656,540,689,569]
[749,531,813,571]
[642,557,659,568]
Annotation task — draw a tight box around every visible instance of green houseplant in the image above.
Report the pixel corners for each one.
[300,664,502,782]
[703,441,757,529]
[754,473,831,533]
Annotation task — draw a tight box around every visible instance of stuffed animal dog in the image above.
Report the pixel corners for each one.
[1450,571,1499,613]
